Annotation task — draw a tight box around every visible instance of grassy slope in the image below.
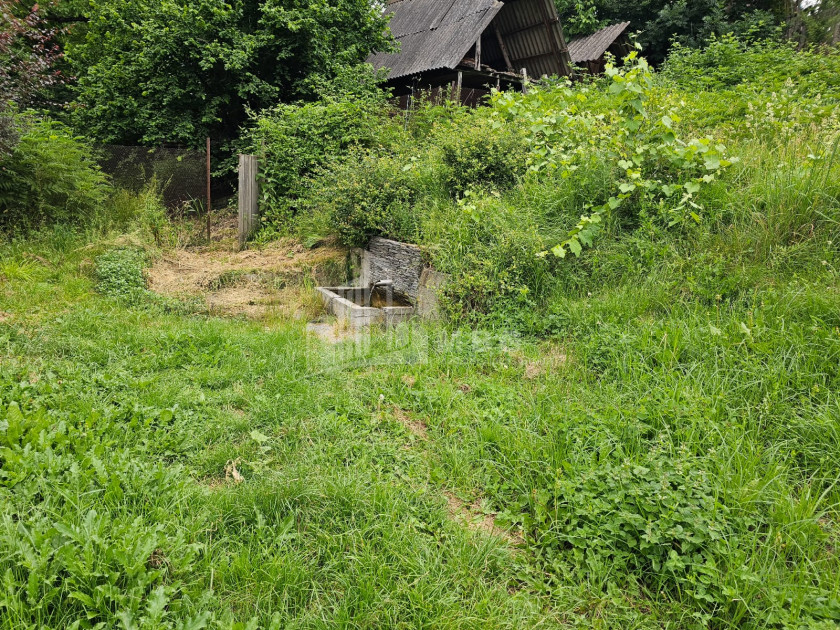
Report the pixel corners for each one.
[0,234,559,629]
[1,210,838,629]
[2,43,840,630]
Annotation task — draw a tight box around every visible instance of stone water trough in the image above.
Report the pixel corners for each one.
[316,237,446,328]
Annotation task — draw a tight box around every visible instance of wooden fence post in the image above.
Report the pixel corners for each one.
[238,154,259,250]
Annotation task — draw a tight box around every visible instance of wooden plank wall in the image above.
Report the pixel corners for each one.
[238,154,259,249]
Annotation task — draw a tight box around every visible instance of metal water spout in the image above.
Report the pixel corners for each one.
[366,279,394,307]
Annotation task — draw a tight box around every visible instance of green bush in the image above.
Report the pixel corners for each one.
[247,67,390,232]
[0,113,109,232]
[428,192,550,322]
[437,114,528,196]
[303,151,423,248]
[662,35,840,97]
[280,42,838,336]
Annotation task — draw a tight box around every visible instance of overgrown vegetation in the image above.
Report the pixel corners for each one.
[95,248,149,302]
[62,0,392,150]
[254,38,838,325]
[247,66,391,234]
[554,0,838,61]
[0,113,108,231]
[2,32,840,629]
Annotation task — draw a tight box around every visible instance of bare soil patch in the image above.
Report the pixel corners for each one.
[394,406,428,440]
[523,362,542,380]
[147,238,346,319]
[444,491,523,545]
[224,459,245,484]
[540,341,569,369]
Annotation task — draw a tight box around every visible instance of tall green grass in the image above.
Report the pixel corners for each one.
[1,36,839,629]
[2,215,838,626]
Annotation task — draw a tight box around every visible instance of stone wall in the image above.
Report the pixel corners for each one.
[362,237,425,301]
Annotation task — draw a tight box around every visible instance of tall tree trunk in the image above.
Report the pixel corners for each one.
[785,0,807,48]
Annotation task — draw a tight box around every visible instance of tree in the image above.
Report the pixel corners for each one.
[798,0,840,45]
[65,0,392,149]
[1,0,65,156]
[556,0,787,62]
[555,0,604,38]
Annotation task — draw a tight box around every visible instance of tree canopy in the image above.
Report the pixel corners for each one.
[24,0,840,150]
[555,0,838,62]
[1,1,68,157]
[65,0,392,148]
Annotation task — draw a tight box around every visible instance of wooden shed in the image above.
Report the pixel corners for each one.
[367,0,573,101]
[567,22,632,75]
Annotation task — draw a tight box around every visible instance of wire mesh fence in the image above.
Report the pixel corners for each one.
[97,145,208,210]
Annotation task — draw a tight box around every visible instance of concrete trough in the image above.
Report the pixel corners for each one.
[316,286,415,328]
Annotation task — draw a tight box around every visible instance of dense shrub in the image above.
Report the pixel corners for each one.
[662,35,840,97]
[247,67,390,232]
[426,192,549,322]
[305,151,423,247]
[66,1,391,149]
[0,113,108,232]
[287,99,531,248]
[437,114,528,195]
[271,39,838,338]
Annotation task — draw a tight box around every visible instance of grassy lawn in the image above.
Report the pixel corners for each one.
[1,225,838,629]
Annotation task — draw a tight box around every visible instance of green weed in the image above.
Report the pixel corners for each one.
[95,248,149,302]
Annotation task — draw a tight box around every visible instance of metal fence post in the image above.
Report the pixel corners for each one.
[206,137,211,242]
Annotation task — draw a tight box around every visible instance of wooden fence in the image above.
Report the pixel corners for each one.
[238,154,259,249]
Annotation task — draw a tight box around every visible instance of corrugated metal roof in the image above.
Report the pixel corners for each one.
[492,0,571,78]
[368,0,504,80]
[367,0,571,81]
[568,21,630,64]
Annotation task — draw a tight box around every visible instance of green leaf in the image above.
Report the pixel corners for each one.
[68,591,96,608]
[551,244,566,259]
[146,586,167,621]
[180,612,211,630]
[250,430,270,444]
